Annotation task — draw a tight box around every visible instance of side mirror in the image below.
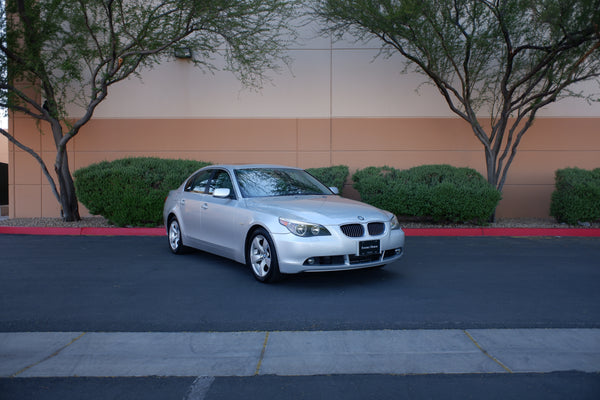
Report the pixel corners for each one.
[329,187,340,195]
[213,188,231,198]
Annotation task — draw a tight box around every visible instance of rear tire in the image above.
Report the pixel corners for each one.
[167,217,187,254]
[247,228,281,283]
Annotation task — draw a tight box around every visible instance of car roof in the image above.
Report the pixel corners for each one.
[204,164,303,171]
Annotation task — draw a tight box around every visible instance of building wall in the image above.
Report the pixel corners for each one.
[1,119,9,216]
[8,115,600,219]
[7,27,600,219]
[0,135,7,165]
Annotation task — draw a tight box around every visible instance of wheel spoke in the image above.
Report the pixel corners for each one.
[261,244,271,274]
[254,237,265,253]
[251,251,262,264]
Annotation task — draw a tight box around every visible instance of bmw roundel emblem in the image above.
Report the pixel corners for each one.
[357,216,365,221]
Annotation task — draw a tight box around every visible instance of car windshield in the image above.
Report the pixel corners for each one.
[234,168,333,198]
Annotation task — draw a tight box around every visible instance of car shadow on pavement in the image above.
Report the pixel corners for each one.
[174,247,404,288]
[278,265,403,288]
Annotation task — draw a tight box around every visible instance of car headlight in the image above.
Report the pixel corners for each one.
[279,218,331,237]
[390,215,401,230]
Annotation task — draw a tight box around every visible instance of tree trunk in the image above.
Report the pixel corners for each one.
[56,150,80,222]
[50,119,81,222]
[485,147,499,223]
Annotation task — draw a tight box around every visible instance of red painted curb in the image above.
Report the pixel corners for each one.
[482,228,600,237]
[403,228,484,236]
[0,227,83,236]
[403,227,600,237]
[0,227,165,236]
[81,227,165,236]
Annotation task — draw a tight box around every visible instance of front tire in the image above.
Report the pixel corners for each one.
[247,228,281,283]
[168,217,187,254]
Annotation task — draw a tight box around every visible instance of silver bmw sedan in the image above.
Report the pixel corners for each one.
[163,164,405,282]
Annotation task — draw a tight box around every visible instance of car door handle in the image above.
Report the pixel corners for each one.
[202,203,209,209]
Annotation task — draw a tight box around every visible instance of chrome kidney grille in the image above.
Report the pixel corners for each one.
[340,222,385,238]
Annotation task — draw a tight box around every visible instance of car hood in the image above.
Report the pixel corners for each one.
[244,195,393,225]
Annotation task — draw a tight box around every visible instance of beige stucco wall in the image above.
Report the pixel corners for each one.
[7,25,600,219]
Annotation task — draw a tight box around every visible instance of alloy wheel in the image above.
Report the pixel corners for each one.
[250,234,271,278]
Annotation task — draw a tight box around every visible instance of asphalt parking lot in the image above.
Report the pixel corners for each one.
[1,234,599,399]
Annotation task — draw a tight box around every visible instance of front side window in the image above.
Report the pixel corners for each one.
[234,168,332,198]
[209,170,235,197]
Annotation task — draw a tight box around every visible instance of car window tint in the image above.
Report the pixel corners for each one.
[184,170,212,194]
[209,170,234,196]
[234,168,331,198]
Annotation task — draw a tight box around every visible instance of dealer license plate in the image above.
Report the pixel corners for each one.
[359,240,380,256]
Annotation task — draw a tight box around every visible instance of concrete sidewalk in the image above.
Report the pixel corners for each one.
[2,329,599,378]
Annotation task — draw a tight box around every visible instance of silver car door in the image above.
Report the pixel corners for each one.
[199,169,246,259]
[179,169,213,245]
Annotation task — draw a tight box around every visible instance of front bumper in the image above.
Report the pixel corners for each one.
[273,228,405,274]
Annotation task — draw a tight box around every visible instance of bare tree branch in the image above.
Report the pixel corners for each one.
[2,0,299,220]
[312,0,600,203]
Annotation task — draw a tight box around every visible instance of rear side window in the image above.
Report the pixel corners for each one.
[184,170,212,194]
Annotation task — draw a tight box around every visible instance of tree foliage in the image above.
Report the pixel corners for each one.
[312,0,600,196]
[0,0,298,220]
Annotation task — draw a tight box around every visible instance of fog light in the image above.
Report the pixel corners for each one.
[395,248,402,255]
[307,258,316,265]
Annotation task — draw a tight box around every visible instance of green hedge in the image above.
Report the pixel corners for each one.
[353,165,502,224]
[306,165,349,195]
[550,167,600,224]
[74,157,210,227]
[75,160,506,226]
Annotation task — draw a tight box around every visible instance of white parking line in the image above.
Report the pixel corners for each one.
[184,376,215,400]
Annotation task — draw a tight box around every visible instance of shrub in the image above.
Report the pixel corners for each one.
[74,157,210,227]
[353,165,502,224]
[306,165,349,195]
[550,167,600,224]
